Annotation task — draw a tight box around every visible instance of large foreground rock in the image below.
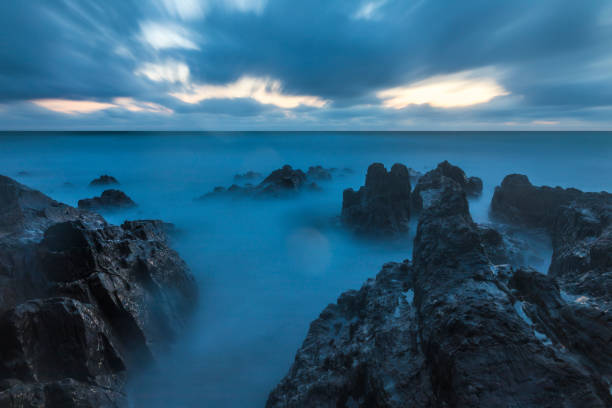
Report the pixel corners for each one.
[0,175,197,407]
[341,163,412,236]
[268,175,612,407]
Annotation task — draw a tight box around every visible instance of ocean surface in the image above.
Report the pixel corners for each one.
[1,131,611,407]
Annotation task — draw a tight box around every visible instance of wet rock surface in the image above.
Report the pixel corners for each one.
[412,160,483,212]
[89,175,120,187]
[0,175,197,407]
[341,163,412,236]
[492,173,612,310]
[268,175,612,407]
[78,189,137,211]
[200,165,333,199]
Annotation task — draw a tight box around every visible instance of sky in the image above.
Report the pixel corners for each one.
[1,0,612,130]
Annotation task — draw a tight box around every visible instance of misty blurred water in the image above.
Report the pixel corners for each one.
[1,131,610,407]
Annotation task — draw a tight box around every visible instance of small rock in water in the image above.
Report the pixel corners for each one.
[89,174,119,186]
[200,164,333,200]
[78,189,136,211]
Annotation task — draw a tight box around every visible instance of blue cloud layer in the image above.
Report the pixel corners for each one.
[1,0,611,129]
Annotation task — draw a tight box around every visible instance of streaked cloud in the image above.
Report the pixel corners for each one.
[532,120,559,125]
[157,0,266,19]
[171,76,328,109]
[31,99,117,115]
[113,97,174,113]
[353,0,386,20]
[377,69,509,109]
[222,0,267,14]
[135,60,190,84]
[159,0,205,20]
[31,98,172,115]
[3,1,612,129]
[139,21,199,50]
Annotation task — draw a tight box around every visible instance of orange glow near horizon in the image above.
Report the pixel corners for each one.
[170,76,328,109]
[377,70,509,109]
[31,98,173,115]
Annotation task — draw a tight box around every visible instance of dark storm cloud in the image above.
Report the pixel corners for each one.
[0,0,611,128]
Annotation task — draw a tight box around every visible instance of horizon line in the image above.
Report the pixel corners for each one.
[1,129,612,133]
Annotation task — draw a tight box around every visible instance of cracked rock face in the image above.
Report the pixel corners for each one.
[491,174,612,305]
[341,163,412,236]
[268,175,612,407]
[0,175,197,407]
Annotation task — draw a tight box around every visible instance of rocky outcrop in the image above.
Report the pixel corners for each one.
[0,175,197,407]
[341,163,412,236]
[490,174,582,228]
[78,189,137,211]
[200,165,324,199]
[412,160,483,212]
[0,298,127,407]
[268,175,612,407]
[89,175,119,187]
[491,174,612,307]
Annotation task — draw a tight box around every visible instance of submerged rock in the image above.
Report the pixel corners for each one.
[268,175,612,407]
[306,165,332,181]
[412,160,483,212]
[78,189,137,211]
[0,175,197,407]
[200,164,328,199]
[233,171,262,184]
[341,163,412,236]
[258,165,308,195]
[89,175,119,187]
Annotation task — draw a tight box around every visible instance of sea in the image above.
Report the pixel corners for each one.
[1,131,610,407]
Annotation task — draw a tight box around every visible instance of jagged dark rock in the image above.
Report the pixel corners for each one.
[78,189,137,211]
[199,165,325,199]
[341,163,412,236]
[490,174,582,228]
[0,298,126,391]
[268,175,612,407]
[477,223,548,267]
[89,175,119,187]
[0,175,197,407]
[412,160,483,212]
[258,165,308,195]
[492,173,612,307]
